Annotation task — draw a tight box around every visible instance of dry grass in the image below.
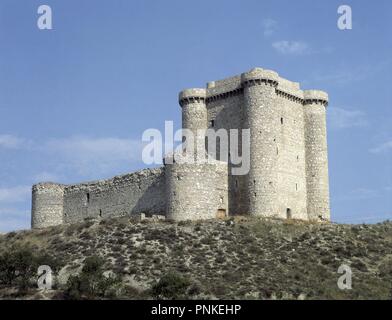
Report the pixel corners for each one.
[0,216,391,299]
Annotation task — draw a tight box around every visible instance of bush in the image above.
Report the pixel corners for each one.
[0,246,62,290]
[65,255,120,299]
[151,272,191,299]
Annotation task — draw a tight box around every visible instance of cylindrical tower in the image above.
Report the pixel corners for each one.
[241,68,280,217]
[179,88,207,158]
[166,88,228,220]
[31,183,64,229]
[165,158,228,221]
[303,90,330,221]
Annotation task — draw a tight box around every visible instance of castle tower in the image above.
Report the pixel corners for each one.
[179,88,208,157]
[241,68,280,217]
[165,159,228,221]
[164,88,229,220]
[303,90,330,221]
[31,183,64,228]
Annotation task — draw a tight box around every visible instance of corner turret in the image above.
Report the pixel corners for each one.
[241,68,281,218]
[303,90,330,221]
[31,182,64,228]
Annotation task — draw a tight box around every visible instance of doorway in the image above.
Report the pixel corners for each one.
[216,209,227,219]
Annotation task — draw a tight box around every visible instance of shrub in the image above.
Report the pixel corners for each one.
[151,272,191,299]
[65,255,120,299]
[0,246,61,290]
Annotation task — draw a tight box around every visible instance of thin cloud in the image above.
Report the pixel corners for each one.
[272,40,313,55]
[328,107,368,129]
[262,19,277,37]
[0,134,25,149]
[369,140,392,154]
[0,186,31,203]
[2,134,146,179]
[310,59,392,86]
[312,70,367,85]
[43,136,144,176]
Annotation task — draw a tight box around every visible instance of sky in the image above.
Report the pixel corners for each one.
[0,0,391,232]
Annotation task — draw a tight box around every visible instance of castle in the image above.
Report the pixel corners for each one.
[31,67,330,229]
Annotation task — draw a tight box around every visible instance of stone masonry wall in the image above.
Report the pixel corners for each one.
[63,168,166,224]
[165,161,228,221]
[275,94,308,220]
[32,183,64,228]
[206,81,247,216]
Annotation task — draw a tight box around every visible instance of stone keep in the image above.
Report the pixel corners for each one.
[31,67,330,228]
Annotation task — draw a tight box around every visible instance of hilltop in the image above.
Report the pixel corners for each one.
[0,216,391,299]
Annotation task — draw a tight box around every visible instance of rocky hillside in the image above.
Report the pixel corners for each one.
[0,216,391,299]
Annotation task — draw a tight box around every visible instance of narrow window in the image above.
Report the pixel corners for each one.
[280,117,284,125]
[86,193,90,204]
[296,183,298,191]
[99,209,102,217]
[297,155,299,161]
[286,208,292,219]
[210,120,215,127]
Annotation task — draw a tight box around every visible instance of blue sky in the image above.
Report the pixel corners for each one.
[0,0,391,231]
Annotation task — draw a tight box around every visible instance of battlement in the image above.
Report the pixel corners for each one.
[303,90,329,107]
[241,68,279,87]
[203,68,325,106]
[179,88,206,107]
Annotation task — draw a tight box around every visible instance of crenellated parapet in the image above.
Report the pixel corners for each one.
[241,68,279,88]
[179,88,207,107]
[205,88,243,103]
[275,89,303,104]
[303,90,329,107]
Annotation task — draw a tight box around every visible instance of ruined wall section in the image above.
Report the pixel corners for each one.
[63,168,166,224]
